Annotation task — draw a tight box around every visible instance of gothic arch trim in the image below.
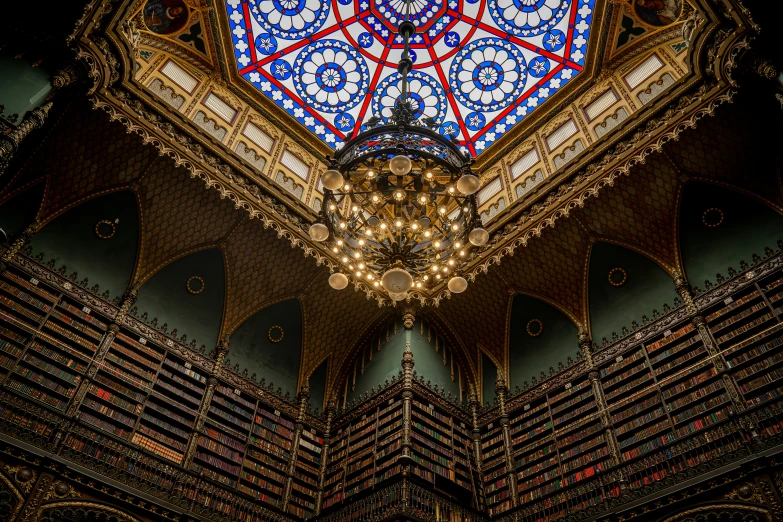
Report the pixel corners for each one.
[38,501,144,522]
[0,466,25,522]
[657,503,771,522]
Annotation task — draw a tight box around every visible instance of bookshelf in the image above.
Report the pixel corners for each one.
[289,427,323,518]
[481,420,509,515]
[240,401,295,508]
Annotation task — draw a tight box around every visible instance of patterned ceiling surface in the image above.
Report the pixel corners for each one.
[225,0,596,155]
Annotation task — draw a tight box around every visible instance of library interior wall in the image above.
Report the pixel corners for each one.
[0,183,43,238]
[307,360,328,412]
[508,294,579,391]
[679,182,783,287]
[588,242,678,343]
[29,191,139,299]
[482,352,497,406]
[228,298,302,398]
[0,56,53,123]
[348,320,460,402]
[133,248,225,350]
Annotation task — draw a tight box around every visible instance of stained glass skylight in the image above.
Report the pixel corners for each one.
[225,0,595,156]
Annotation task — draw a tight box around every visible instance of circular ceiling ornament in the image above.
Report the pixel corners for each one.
[186,275,205,295]
[373,71,446,124]
[142,0,190,35]
[293,40,369,113]
[249,0,331,39]
[608,267,627,287]
[268,325,285,343]
[488,0,569,36]
[702,208,724,228]
[449,38,526,112]
[94,220,116,240]
[526,318,543,337]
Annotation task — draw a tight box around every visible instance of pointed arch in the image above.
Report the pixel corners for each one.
[677,180,783,289]
[0,181,45,238]
[38,501,144,522]
[586,241,679,343]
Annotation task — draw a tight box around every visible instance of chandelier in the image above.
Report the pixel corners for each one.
[308,1,489,301]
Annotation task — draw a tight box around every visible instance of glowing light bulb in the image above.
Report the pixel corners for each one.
[358,262,365,269]
[451,223,459,231]
[394,191,405,200]
[443,267,449,274]
[426,171,433,179]
[438,206,446,214]
[367,274,373,280]
[448,259,455,266]
[395,220,403,228]
[436,274,442,280]
[463,206,469,213]
[365,229,373,236]
[411,223,419,230]
[352,205,359,212]
[374,281,380,287]
[356,271,362,276]
[332,247,338,253]
[423,275,429,281]
[337,240,344,246]
[434,240,441,248]
[359,239,365,246]
[419,195,427,204]
[339,222,347,229]
[342,257,349,263]
[455,242,462,248]
[448,186,455,194]
[380,222,387,230]
[329,204,336,211]
[432,265,439,272]
[372,195,380,202]
[354,252,361,259]
[366,170,374,178]
[424,230,431,238]
[416,282,422,288]
[344,183,351,191]
[459,250,466,256]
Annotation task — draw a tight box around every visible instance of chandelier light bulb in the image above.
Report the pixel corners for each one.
[322,169,345,191]
[455,241,462,248]
[438,206,447,215]
[432,265,439,272]
[423,275,429,281]
[339,221,347,229]
[365,229,373,236]
[469,227,489,246]
[309,223,329,242]
[424,230,431,238]
[329,272,349,290]
[329,203,336,211]
[381,267,414,293]
[342,256,349,263]
[419,195,428,204]
[463,206,469,213]
[395,220,403,228]
[358,239,365,246]
[356,271,362,276]
[448,259,455,266]
[394,190,405,201]
[448,276,468,293]
[436,274,441,280]
[411,223,419,230]
[448,186,455,194]
[344,183,351,191]
[374,281,380,287]
[332,247,338,253]
[459,250,466,256]
[367,274,373,280]
[389,155,412,176]
[337,240,344,246]
[434,240,441,249]
[366,170,375,178]
[425,171,433,179]
[380,222,387,230]
[372,195,380,202]
[354,252,361,259]
[451,223,459,231]
[456,174,480,195]
[358,262,365,268]
[416,282,422,288]
[352,205,359,212]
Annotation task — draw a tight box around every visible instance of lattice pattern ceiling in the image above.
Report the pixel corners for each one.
[225,0,596,156]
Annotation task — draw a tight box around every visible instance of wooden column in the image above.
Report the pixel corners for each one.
[64,285,139,422]
[314,396,336,516]
[495,370,519,507]
[183,341,229,468]
[400,339,415,507]
[674,275,748,414]
[282,380,310,511]
[579,331,625,490]
[0,221,38,274]
[0,102,52,177]
[467,386,485,510]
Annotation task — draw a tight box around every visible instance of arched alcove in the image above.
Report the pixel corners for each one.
[508,294,579,390]
[588,242,678,343]
[29,191,139,299]
[0,183,44,238]
[348,320,461,403]
[680,182,783,287]
[134,248,225,350]
[481,352,498,406]
[0,55,53,122]
[228,299,302,397]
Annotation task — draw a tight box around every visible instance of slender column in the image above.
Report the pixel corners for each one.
[64,286,139,419]
[0,221,38,273]
[580,332,625,488]
[183,342,229,468]
[400,338,415,507]
[495,370,519,507]
[0,102,52,176]
[283,381,310,511]
[314,396,336,516]
[674,276,747,413]
[467,387,485,510]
